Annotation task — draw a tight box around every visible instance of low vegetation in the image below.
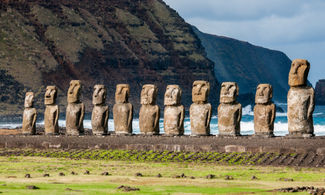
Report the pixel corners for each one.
[0,155,324,194]
[0,149,321,167]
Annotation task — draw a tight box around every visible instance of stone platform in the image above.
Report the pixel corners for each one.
[1,135,325,154]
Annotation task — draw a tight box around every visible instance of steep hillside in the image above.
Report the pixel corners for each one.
[193,27,291,102]
[315,80,325,105]
[0,0,218,116]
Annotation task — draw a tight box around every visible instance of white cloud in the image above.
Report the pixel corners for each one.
[163,0,325,85]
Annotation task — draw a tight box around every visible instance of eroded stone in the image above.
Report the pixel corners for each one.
[289,59,310,87]
[113,84,133,134]
[254,84,275,136]
[91,85,109,135]
[287,59,315,137]
[22,92,37,135]
[66,80,85,136]
[164,85,185,136]
[288,87,315,136]
[44,86,59,135]
[139,84,160,135]
[190,81,212,136]
[218,82,242,136]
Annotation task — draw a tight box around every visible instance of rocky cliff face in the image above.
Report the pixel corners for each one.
[193,27,291,102]
[315,80,325,105]
[0,0,218,116]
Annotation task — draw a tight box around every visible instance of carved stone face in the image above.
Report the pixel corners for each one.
[24,92,34,108]
[289,59,310,87]
[192,80,210,103]
[115,84,130,103]
[141,84,157,105]
[44,86,57,105]
[255,84,272,104]
[92,85,106,105]
[220,82,239,104]
[67,80,81,103]
[164,85,182,106]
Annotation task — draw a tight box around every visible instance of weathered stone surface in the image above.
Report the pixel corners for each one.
[287,59,315,137]
[219,82,239,104]
[192,81,210,104]
[254,84,275,136]
[66,80,85,136]
[22,92,37,135]
[288,87,315,136]
[225,145,246,153]
[113,84,133,134]
[218,82,242,136]
[91,85,109,135]
[164,85,185,135]
[289,59,310,87]
[139,84,160,135]
[190,81,212,136]
[44,86,59,135]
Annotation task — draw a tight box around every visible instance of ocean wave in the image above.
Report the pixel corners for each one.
[241,105,323,117]
[2,118,325,136]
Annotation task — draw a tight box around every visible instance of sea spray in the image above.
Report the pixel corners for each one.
[1,105,325,136]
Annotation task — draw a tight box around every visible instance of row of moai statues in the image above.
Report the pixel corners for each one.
[22,59,315,137]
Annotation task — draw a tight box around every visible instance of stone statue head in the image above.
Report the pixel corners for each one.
[44,86,57,105]
[141,84,158,105]
[164,85,182,106]
[220,82,239,104]
[289,59,310,87]
[115,84,130,103]
[192,80,210,104]
[67,80,81,103]
[24,92,34,108]
[93,84,107,105]
[255,84,272,104]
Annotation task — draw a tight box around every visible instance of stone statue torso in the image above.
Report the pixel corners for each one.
[91,105,109,134]
[139,105,160,134]
[190,103,211,135]
[66,103,84,135]
[218,103,242,135]
[22,108,37,134]
[164,105,184,135]
[254,104,275,134]
[44,105,59,134]
[288,87,314,134]
[113,103,133,134]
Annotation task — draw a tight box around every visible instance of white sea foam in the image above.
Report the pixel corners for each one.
[241,105,323,117]
[2,116,325,136]
[242,105,254,116]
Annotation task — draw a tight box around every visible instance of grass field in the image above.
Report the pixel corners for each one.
[0,154,324,194]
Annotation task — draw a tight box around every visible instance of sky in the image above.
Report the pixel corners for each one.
[163,0,325,86]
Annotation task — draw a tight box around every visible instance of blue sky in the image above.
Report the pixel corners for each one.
[164,0,325,86]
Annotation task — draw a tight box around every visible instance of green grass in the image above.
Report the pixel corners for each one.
[0,182,270,195]
[0,155,322,194]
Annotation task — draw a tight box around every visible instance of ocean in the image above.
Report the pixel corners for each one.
[1,104,325,136]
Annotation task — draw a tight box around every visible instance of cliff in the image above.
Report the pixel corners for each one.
[315,80,325,105]
[193,26,291,102]
[0,0,218,116]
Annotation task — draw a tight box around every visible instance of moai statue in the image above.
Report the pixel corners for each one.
[287,59,315,137]
[44,86,59,135]
[22,92,37,135]
[113,84,133,135]
[190,81,212,136]
[91,85,109,135]
[254,84,276,137]
[139,84,160,135]
[163,85,185,136]
[218,82,242,136]
[66,80,85,136]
